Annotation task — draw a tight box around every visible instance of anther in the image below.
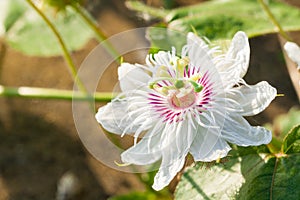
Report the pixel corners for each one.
[176,57,190,77]
[149,82,155,89]
[189,80,203,93]
[190,74,201,82]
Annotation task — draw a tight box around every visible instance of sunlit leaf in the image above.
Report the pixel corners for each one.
[146,25,186,54]
[175,156,244,200]
[282,125,300,153]
[1,2,93,56]
[175,146,300,200]
[108,191,156,200]
[128,0,300,51]
[108,191,171,200]
[0,0,27,35]
[271,107,300,140]
[172,0,300,39]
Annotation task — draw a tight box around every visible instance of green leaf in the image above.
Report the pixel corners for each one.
[263,108,300,153]
[130,0,300,51]
[170,0,300,40]
[282,125,300,153]
[0,0,27,35]
[271,107,300,140]
[2,4,93,56]
[108,191,156,200]
[108,191,171,200]
[237,154,300,199]
[175,147,300,200]
[126,1,169,19]
[175,156,245,200]
[146,25,186,54]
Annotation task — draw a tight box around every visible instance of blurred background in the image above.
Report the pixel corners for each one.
[0,0,299,199]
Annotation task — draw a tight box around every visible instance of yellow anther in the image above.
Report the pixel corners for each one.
[120,56,124,64]
[152,84,160,90]
[176,57,190,78]
[114,160,131,167]
[190,74,201,82]
[152,84,169,95]
[177,57,189,68]
[149,82,155,89]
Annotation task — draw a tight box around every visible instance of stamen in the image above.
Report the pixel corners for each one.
[176,57,190,78]
[119,56,124,64]
[149,82,155,89]
[190,74,201,82]
[155,65,170,77]
[114,161,131,167]
[148,77,177,87]
[189,80,203,93]
[153,84,169,95]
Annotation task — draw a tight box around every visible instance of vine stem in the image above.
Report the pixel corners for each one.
[257,0,292,41]
[71,3,121,63]
[0,85,114,102]
[26,0,89,97]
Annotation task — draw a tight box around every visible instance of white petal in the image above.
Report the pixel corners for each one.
[187,32,210,52]
[186,32,223,91]
[190,127,231,162]
[152,119,197,190]
[95,100,148,135]
[219,113,272,146]
[118,62,151,92]
[121,121,164,165]
[153,51,173,67]
[226,81,277,116]
[217,31,250,87]
[227,31,250,78]
[187,32,215,73]
[152,155,185,191]
[284,41,300,68]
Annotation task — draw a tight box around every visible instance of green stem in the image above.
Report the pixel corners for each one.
[257,0,292,41]
[26,0,89,96]
[0,85,114,102]
[267,136,282,154]
[71,3,121,63]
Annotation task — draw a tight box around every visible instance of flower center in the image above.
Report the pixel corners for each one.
[147,58,212,123]
[149,59,203,109]
[169,83,196,109]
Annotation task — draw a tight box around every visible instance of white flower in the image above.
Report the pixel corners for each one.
[95,31,276,191]
[284,41,300,71]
